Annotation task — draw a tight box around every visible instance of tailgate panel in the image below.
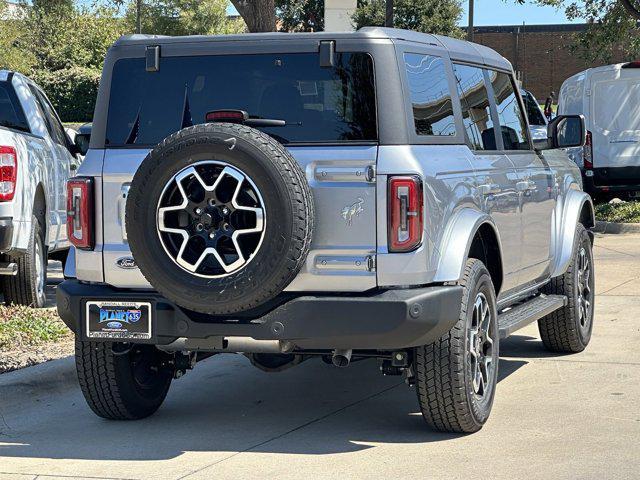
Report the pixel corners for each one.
[101,146,378,292]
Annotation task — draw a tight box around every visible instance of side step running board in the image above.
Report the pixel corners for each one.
[497,294,567,339]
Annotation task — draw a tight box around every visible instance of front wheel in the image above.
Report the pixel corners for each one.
[538,223,594,353]
[414,258,499,433]
[75,340,174,420]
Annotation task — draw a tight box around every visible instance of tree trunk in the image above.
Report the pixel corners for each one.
[231,0,276,32]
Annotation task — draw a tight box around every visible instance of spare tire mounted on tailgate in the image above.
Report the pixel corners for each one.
[126,123,314,315]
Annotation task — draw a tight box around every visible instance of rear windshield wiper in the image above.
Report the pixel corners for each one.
[205,110,300,128]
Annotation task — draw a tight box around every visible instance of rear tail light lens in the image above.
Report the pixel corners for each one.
[0,146,17,201]
[388,176,423,253]
[67,177,94,250]
[583,130,593,169]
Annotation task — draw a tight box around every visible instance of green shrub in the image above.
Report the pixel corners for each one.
[31,67,101,123]
[0,305,69,351]
[595,201,640,223]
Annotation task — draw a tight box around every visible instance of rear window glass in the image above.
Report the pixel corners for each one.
[403,53,455,136]
[593,80,640,131]
[105,53,377,146]
[0,82,30,134]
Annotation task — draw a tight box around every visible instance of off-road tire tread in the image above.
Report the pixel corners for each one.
[127,123,314,315]
[539,223,592,353]
[75,339,137,420]
[3,215,46,307]
[414,258,494,433]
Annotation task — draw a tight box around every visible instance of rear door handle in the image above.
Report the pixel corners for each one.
[478,183,501,195]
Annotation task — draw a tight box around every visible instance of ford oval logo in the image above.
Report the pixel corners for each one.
[106,321,123,329]
[116,257,137,269]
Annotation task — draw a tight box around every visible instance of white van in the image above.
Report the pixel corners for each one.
[559,62,640,200]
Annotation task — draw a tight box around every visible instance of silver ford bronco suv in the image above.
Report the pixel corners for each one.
[57,28,595,433]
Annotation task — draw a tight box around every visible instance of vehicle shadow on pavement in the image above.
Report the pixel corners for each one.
[500,334,576,359]
[0,352,531,462]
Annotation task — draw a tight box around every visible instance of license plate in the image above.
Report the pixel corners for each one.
[86,301,152,340]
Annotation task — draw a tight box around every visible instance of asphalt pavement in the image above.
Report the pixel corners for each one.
[0,232,638,480]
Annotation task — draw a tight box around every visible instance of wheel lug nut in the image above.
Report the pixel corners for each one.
[195,207,203,215]
[208,199,216,207]
[209,232,215,239]
[195,223,204,231]
[222,207,230,215]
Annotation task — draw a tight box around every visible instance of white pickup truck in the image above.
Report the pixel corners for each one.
[0,70,85,307]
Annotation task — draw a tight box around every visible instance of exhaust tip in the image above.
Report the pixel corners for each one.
[331,349,352,368]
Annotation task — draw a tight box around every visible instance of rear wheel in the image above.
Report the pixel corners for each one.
[2,215,47,308]
[538,223,594,353]
[414,258,499,433]
[75,340,174,420]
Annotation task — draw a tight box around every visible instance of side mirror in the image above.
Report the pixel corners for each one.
[74,123,92,157]
[538,114,585,150]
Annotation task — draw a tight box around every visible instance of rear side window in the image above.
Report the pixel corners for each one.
[0,82,30,134]
[488,71,530,150]
[593,80,640,131]
[29,85,67,147]
[105,52,377,146]
[452,64,495,150]
[403,53,455,136]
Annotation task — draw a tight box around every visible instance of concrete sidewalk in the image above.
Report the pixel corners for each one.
[0,233,638,480]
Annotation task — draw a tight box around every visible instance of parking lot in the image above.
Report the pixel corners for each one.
[0,232,638,480]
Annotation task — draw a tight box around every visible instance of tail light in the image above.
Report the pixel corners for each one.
[67,177,94,250]
[205,110,248,123]
[388,176,423,253]
[583,130,593,169]
[0,146,17,201]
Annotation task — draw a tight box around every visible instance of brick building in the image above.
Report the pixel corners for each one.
[471,24,631,102]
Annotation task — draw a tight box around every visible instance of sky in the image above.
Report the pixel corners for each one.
[460,0,578,26]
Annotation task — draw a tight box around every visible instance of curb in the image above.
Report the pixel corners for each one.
[594,220,640,234]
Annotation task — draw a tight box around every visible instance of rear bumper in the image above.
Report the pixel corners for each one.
[584,167,640,195]
[56,280,463,350]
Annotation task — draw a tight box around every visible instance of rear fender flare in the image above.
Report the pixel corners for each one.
[433,208,504,287]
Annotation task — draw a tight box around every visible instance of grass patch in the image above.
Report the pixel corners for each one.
[0,305,70,351]
[595,201,640,223]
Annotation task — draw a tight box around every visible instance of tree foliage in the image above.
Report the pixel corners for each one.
[31,67,102,121]
[124,0,245,35]
[520,0,640,62]
[276,0,323,31]
[230,0,275,31]
[352,0,464,37]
